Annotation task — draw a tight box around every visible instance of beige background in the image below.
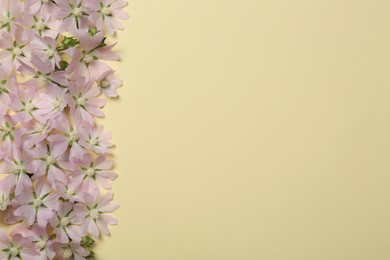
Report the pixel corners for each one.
[98,0,390,259]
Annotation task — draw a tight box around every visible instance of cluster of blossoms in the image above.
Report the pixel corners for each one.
[0,0,128,259]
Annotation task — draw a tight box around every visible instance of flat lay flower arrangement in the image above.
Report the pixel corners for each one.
[0,0,128,259]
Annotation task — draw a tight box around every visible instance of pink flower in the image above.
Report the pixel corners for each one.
[47,112,88,163]
[57,175,84,203]
[9,83,43,124]
[79,124,113,154]
[67,31,118,80]
[72,154,118,191]
[30,36,61,69]
[75,190,118,238]
[85,0,129,35]
[14,181,59,227]
[0,143,34,195]
[31,143,70,186]
[21,120,52,149]
[53,241,89,260]
[36,85,68,123]
[0,29,32,69]
[50,202,83,243]
[55,0,90,34]
[0,229,38,260]
[97,69,122,97]
[11,225,56,260]
[0,0,23,34]
[66,78,106,126]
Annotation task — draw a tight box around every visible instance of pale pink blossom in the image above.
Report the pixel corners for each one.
[66,78,106,126]
[50,202,83,243]
[75,190,118,238]
[47,112,88,163]
[31,143,71,186]
[97,69,122,97]
[85,0,129,35]
[53,241,89,260]
[55,0,90,34]
[72,154,118,191]
[14,181,59,227]
[0,229,38,260]
[67,31,118,80]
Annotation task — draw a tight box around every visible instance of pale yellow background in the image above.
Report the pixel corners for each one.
[98,0,390,259]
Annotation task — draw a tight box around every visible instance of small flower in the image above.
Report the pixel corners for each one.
[47,112,88,163]
[85,0,129,35]
[0,143,35,195]
[55,0,90,34]
[67,30,118,80]
[66,78,106,126]
[14,181,59,227]
[97,69,122,97]
[79,124,113,154]
[0,229,38,260]
[31,142,70,186]
[53,241,89,260]
[75,190,119,238]
[50,202,83,243]
[72,154,118,191]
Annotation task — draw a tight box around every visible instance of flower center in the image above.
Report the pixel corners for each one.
[24,101,35,112]
[36,20,45,30]
[36,239,46,250]
[90,209,99,220]
[86,168,95,177]
[52,99,62,109]
[66,187,74,195]
[83,54,93,64]
[77,97,86,106]
[13,164,24,174]
[100,79,109,88]
[61,217,70,227]
[33,199,42,207]
[46,155,55,165]
[9,246,19,256]
[68,130,80,142]
[102,7,111,16]
[89,137,98,145]
[73,7,82,17]
[63,248,72,258]
[12,47,22,56]
[46,48,54,58]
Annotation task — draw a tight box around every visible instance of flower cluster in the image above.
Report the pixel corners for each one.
[0,0,128,259]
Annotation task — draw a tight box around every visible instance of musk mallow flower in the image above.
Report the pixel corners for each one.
[0,143,34,195]
[67,30,119,80]
[50,201,83,243]
[11,224,56,260]
[66,78,107,126]
[47,112,88,163]
[31,142,71,186]
[97,69,122,97]
[71,154,118,191]
[74,190,119,238]
[0,229,38,260]
[55,0,90,34]
[85,0,129,35]
[14,180,59,227]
